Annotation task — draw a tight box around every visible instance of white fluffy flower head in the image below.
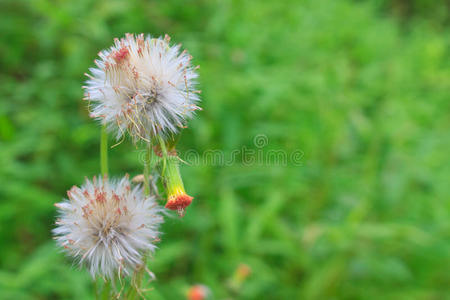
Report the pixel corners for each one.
[84,33,201,141]
[53,175,163,279]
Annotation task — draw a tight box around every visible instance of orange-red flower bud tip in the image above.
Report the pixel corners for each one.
[165,194,193,212]
[187,285,209,300]
[236,263,251,281]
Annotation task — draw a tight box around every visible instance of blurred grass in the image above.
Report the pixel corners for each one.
[0,0,449,299]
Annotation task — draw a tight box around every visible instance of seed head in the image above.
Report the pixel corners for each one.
[53,175,163,279]
[84,33,201,141]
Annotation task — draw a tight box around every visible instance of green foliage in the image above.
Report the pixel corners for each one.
[0,0,449,299]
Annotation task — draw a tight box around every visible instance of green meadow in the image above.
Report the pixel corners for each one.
[0,0,448,299]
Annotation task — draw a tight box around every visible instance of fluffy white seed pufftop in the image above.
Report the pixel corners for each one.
[83,33,200,141]
[53,175,163,279]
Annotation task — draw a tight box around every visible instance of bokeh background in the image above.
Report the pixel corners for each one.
[1,0,449,299]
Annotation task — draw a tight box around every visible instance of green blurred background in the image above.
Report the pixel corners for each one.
[0,0,449,299]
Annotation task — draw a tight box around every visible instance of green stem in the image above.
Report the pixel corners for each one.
[128,143,159,299]
[94,279,100,300]
[128,144,151,300]
[99,127,111,298]
[127,287,136,300]
[143,142,151,196]
[127,259,146,300]
[100,124,109,176]
[101,280,111,300]
[157,135,168,177]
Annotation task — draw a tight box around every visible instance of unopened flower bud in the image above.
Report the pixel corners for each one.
[187,285,210,300]
[164,156,193,214]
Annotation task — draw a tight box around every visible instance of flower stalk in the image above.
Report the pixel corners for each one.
[100,124,108,176]
[100,280,111,300]
[143,142,152,196]
[127,142,156,299]
[99,124,110,298]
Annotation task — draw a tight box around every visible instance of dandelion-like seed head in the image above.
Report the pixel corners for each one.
[53,175,163,279]
[84,33,201,141]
